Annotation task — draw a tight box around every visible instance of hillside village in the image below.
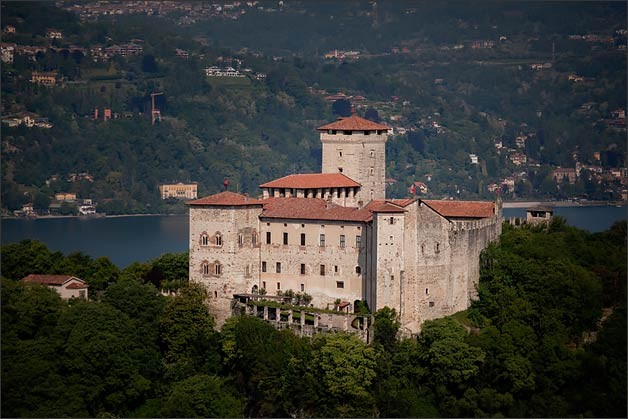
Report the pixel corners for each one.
[1,1,626,217]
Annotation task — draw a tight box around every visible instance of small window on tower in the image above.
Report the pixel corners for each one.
[300,264,306,275]
[338,167,343,173]
[266,232,271,244]
[370,149,375,157]
[283,232,288,245]
[338,150,343,157]
[300,233,306,246]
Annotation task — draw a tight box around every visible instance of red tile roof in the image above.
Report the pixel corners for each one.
[66,282,89,289]
[423,200,495,219]
[188,191,264,206]
[365,198,415,213]
[260,197,372,222]
[260,173,361,189]
[317,115,390,131]
[21,274,83,286]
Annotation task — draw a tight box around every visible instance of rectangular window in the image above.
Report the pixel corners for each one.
[336,281,344,289]
[300,264,306,275]
[356,235,362,248]
[340,234,345,248]
[266,231,271,244]
[283,232,288,245]
[262,281,266,290]
[276,262,281,273]
[319,234,325,247]
[334,265,338,273]
[300,283,304,292]
[79,290,86,299]
[300,233,306,246]
[320,265,325,276]
[262,261,267,272]
[238,234,244,246]
[277,282,281,290]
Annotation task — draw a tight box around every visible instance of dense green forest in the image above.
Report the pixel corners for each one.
[2,220,626,417]
[1,1,626,214]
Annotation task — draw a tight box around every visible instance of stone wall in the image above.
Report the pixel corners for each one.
[259,219,365,309]
[320,131,387,202]
[373,200,502,334]
[371,212,406,313]
[189,205,263,326]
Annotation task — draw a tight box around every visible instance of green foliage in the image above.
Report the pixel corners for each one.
[312,333,379,416]
[373,306,400,350]
[160,375,244,418]
[0,228,625,418]
[159,283,220,380]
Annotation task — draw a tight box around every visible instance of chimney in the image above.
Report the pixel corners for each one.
[357,200,364,209]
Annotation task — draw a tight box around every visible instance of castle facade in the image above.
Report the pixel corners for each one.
[189,115,502,334]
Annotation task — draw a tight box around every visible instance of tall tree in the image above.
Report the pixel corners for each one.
[332,99,352,117]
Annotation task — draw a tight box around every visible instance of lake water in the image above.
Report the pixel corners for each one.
[1,215,189,268]
[2,206,626,268]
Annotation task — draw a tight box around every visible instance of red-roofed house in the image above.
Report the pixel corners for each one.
[21,274,88,300]
[189,116,502,335]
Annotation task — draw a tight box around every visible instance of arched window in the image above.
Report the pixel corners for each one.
[252,231,258,246]
[238,233,244,247]
[435,242,440,253]
[202,261,210,275]
[200,232,209,246]
[252,285,259,294]
[214,261,222,276]
[215,232,223,246]
[355,266,362,274]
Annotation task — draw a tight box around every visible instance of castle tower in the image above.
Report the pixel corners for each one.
[318,115,390,203]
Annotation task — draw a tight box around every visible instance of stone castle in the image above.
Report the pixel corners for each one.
[188,115,502,334]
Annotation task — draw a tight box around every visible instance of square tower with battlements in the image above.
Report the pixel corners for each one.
[318,115,389,204]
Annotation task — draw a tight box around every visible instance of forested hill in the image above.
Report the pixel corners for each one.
[1,1,626,215]
[1,221,626,417]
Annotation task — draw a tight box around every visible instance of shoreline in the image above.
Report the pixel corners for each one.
[2,200,626,219]
[501,200,627,209]
[1,212,188,220]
